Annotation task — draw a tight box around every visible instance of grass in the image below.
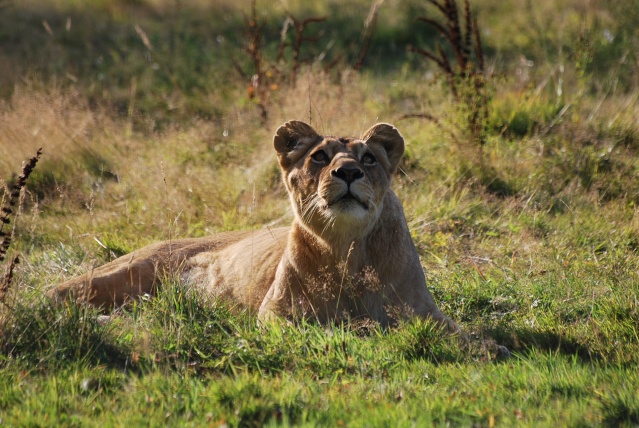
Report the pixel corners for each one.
[1,0,639,425]
[3,287,637,426]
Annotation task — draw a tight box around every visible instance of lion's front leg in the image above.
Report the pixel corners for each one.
[257,279,292,323]
[431,311,465,336]
[257,257,310,322]
[400,283,466,338]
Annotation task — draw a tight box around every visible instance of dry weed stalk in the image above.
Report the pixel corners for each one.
[278,13,327,82]
[0,148,42,303]
[409,0,489,146]
[134,24,181,91]
[236,0,331,121]
[236,0,269,121]
[0,255,19,304]
[244,0,265,83]
[354,0,385,71]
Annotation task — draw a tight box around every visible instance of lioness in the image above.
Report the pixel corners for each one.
[48,121,459,332]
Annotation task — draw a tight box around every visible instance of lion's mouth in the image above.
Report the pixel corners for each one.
[329,192,369,210]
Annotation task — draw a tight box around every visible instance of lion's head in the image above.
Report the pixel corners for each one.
[274,121,404,243]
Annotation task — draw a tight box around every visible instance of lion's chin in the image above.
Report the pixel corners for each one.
[327,204,368,221]
[298,193,378,241]
[321,198,377,235]
[323,197,368,221]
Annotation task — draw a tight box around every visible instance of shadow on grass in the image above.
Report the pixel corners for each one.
[0,299,134,371]
[483,325,605,364]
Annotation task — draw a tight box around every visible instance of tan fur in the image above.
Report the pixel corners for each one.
[48,121,459,331]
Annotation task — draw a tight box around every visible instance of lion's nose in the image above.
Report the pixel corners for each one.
[332,165,364,184]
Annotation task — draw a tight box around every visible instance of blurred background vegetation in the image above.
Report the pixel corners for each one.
[0,0,637,301]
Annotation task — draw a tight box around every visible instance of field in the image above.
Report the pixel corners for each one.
[1,0,639,426]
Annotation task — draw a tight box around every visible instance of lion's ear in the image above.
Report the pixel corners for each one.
[273,121,321,168]
[361,123,404,173]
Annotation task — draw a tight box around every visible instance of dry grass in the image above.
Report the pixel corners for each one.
[0,87,101,174]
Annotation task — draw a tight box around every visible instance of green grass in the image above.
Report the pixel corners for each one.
[1,0,639,426]
[0,289,637,426]
[3,282,638,426]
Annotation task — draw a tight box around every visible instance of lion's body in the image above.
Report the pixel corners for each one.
[51,228,287,311]
[48,121,457,330]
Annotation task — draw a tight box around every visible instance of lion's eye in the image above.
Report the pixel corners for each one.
[361,153,377,165]
[311,150,329,164]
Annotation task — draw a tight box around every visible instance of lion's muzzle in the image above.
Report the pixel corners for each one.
[331,164,364,184]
